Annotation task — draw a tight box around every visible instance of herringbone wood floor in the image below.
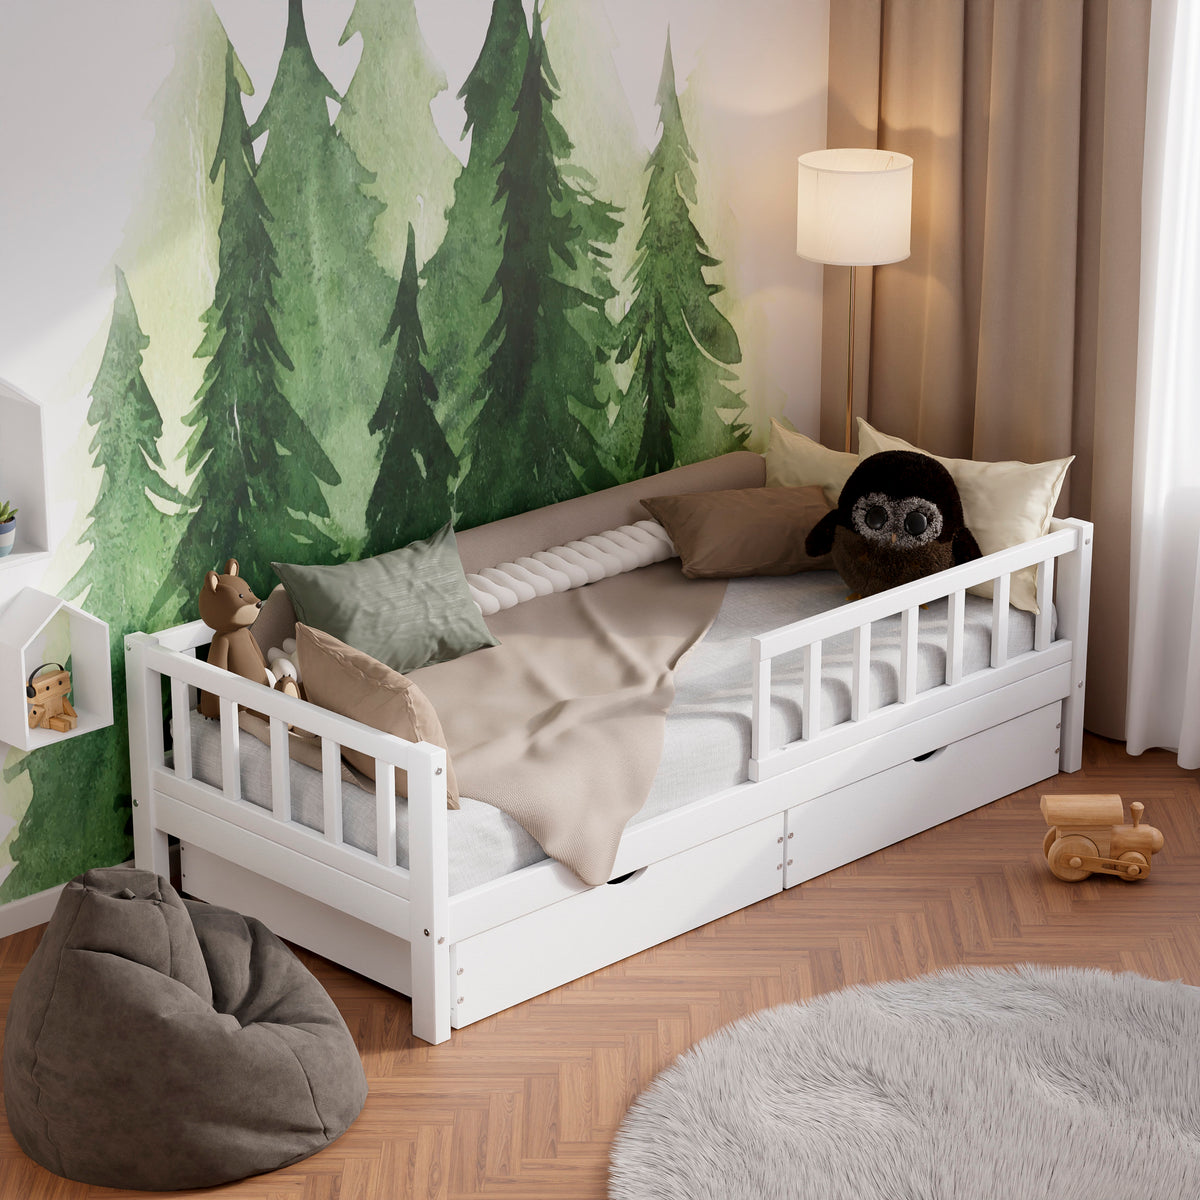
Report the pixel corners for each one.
[0,734,1197,1198]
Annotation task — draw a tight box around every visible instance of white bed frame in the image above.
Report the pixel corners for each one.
[127,500,1092,1046]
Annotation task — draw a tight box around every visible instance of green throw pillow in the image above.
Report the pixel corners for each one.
[272,523,498,674]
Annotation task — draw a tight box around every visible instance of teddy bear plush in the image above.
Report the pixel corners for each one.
[197,559,299,720]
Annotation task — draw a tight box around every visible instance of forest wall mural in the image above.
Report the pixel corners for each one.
[0,0,828,904]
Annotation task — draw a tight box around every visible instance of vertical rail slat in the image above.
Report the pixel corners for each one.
[321,737,343,846]
[169,675,193,781]
[409,746,451,1044]
[1035,558,1054,651]
[269,717,291,821]
[991,573,1011,668]
[946,590,966,686]
[802,642,822,741]
[1056,520,1093,772]
[752,650,772,761]
[900,608,919,703]
[218,697,241,802]
[375,761,397,868]
[851,623,871,721]
[126,637,170,878]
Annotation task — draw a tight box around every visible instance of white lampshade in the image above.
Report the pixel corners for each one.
[796,148,913,266]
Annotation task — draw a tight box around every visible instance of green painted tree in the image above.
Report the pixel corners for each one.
[455,6,616,528]
[364,225,458,557]
[0,268,183,901]
[1,743,132,903]
[251,0,396,548]
[335,0,461,279]
[418,0,530,454]
[614,34,748,475]
[67,266,188,614]
[152,41,340,615]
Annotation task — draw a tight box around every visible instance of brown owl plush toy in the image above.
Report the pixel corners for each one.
[804,450,981,597]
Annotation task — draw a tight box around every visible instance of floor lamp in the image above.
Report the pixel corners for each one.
[796,148,913,452]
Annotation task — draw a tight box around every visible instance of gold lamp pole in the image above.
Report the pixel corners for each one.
[796,149,914,452]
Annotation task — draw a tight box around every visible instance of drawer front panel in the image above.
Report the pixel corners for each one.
[451,814,784,1028]
[785,702,1062,887]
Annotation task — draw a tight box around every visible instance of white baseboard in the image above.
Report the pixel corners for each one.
[0,882,66,939]
[0,860,136,940]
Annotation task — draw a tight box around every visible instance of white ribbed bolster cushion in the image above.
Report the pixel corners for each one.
[531,549,590,588]
[466,521,679,613]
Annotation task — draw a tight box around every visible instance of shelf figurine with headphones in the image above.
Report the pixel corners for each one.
[26,663,77,733]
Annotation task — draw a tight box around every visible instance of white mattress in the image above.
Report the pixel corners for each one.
[186,569,1039,893]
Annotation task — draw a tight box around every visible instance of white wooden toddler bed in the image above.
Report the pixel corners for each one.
[127,451,1092,1044]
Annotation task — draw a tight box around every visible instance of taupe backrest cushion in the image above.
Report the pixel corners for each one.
[3,867,366,1191]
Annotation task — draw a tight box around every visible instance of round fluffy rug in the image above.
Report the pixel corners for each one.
[609,965,1200,1200]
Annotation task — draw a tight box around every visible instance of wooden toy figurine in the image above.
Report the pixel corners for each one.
[1041,793,1164,882]
[25,663,78,734]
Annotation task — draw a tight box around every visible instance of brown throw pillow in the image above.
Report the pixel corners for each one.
[296,624,461,810]
[641,485,833,579]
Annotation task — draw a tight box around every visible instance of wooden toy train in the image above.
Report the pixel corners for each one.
[1041,794,1163,882]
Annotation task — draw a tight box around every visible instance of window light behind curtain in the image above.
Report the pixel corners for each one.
[1126,0,1200,766]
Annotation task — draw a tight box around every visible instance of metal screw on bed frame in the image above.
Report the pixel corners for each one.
[423,929,430,937]
[788,832,794,839]
[787,859,794,866]
[776,863,782,870]
[458,996,464,1005]
[1056,723,1061,730]
[438,936,445,945]
[777,836,783,844]
[436,767,443,775]
[457,967,464,976]
[132,799,139,807]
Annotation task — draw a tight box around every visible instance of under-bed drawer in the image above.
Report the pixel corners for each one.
[784,702,1062,887]
[450,813,784,1029]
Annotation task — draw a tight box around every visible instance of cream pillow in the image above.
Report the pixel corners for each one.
[857,419,1073,613]
[763,418,859,507]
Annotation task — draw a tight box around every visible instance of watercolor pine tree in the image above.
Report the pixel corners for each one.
[542,0,645,477]
[614,34,748,475]
[251,0,394,548]
[153,42,340,612]
[455,6,616,528]
[0,268,183,899]
[418,0,530,454]
[364,225,458,557]
[67,266,189,615]
[335,0,460,279]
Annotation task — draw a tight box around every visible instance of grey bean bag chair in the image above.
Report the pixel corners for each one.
[3,867,367,1191]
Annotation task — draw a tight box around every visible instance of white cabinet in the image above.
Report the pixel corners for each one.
[0,380,112,750]
[0,378,50,572]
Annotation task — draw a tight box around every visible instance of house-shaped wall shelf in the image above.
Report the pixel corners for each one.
[0,588,113,751]
[0,378,51,572]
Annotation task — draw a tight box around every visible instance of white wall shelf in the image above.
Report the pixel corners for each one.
[0,378,50,572]
[0,589,113,752]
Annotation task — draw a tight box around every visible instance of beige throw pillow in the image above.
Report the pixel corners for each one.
[641,486,832,578]
[763,418,859,507]
[296,624,461,809]
[857,419,1073,614]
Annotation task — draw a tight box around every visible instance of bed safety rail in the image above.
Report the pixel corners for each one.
[749,518,1093,782]
[125,628,452,1041]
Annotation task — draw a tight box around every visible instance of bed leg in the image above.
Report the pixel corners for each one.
[125,634,171,879]
[407,744,451,1045]
[1055,519,1093,773]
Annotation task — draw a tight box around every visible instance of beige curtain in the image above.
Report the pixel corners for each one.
[824,0,1151,738]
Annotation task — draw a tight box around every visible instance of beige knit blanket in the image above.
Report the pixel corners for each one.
[409,562,727,886]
